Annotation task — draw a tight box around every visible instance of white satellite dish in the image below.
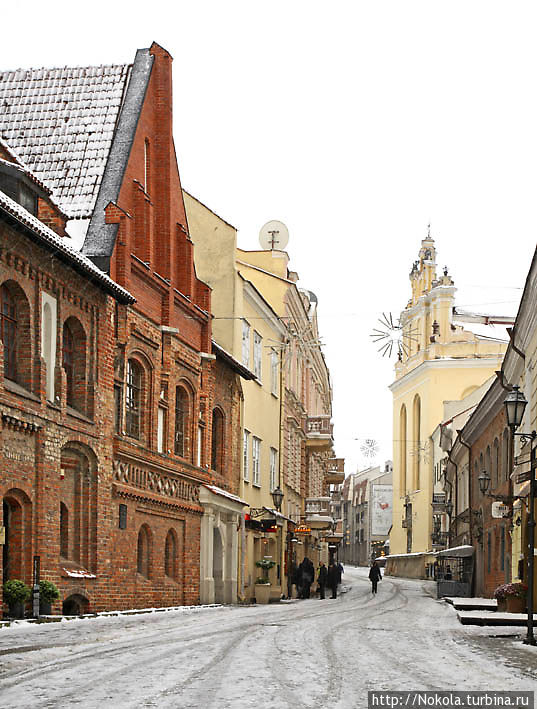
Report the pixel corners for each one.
[259,220,289,251]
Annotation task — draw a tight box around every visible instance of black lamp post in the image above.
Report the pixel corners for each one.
[271,486,284,512]
[503,386,536,646]
[478,470,491,496]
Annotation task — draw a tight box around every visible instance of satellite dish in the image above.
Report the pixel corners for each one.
[259,220,289,251]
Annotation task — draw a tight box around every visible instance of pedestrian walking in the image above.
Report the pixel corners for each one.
[369,560,382,594]
[300,557,314,599]
[336,561,344,588]
[317,561,327,600]
[289,561,299,598]
[327,561,339,599]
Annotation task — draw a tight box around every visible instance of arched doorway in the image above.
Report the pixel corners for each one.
[62,593,89,616]
[213,527,224,603]
[2,490,32,584]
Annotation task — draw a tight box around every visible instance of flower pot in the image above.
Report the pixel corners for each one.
[497,598,507,613]
[39,600,52,616]
[8,601,25,619]
[255,583,271,604]
[506,595,526,614]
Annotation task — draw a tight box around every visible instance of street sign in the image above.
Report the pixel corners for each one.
[516,470,532,484]
[0,526,5,545]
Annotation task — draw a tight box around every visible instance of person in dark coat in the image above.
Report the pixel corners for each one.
[317,562,328,599]
[300,557,314,599]
[369,560,382,594]
[336,561,344,588]
[327,561,339,598]
[289,561,299,598]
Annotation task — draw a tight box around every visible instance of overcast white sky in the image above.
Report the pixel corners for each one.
[4,1,537,472]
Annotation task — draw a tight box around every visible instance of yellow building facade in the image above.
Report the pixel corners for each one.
[184,193,287,601]
[390,238,509,555]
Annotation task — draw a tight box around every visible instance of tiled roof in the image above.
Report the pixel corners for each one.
[0,64,131,219]
[0,187,134,303]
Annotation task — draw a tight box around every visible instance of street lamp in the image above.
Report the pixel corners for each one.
[478,470,491,496]
[271,486,284,512]
[504,385,528,430]
[503,386,536,646]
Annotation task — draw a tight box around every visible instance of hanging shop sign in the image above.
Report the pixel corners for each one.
[294,525,311,535]
[491,501,511,519]
[260,519,278,532]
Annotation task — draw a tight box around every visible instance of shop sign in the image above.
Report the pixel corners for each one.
[491,501,510,519]
[0,526,5,544]
[294,525,311,534]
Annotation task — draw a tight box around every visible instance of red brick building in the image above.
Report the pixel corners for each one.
[450,377,513,597]
[0,44,248,614]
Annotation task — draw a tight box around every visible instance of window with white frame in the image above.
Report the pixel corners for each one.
[242,320,250,367]
[243,430,250,481]
[270,447,277,491]
[252,437,261,486]
[270,350,278,396]
[253,331,262,380]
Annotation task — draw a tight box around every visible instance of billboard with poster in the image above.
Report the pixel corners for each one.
[371,484,392,536]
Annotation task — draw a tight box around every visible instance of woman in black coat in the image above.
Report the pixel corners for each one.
[369,560,382,594]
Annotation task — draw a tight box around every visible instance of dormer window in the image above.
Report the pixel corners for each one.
[0,163,39,216]
[19,182,37,215]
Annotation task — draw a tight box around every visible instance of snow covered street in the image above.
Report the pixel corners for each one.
[0,566,535,709]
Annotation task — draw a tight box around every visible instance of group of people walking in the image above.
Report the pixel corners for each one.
[290,558,344,600]
[290,558,382,599]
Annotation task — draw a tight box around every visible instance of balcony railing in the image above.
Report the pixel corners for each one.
[305,496,333,529]
[305,416,333,450]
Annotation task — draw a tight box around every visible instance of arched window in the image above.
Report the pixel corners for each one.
[60,445,97,572]
[164,529,177,579]
[502,429,510,482]
[493,438,500,488]
[485,446,491,490]
[137,524,151,578]
[400,405,407,493]
[60,502,69,559]
[211,408,224,473]
[0,282,31,390]
[63,323,74,406]
[62,318,87,413]
[1,284,17,381]
[413,395,421,490]
[175,387,190,458]
[126,360,143,439]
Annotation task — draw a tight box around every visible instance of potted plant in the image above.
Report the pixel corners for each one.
[493,582,527,613]
[254,559,276,604]
[39,580,60,615]
[3,579,31,619]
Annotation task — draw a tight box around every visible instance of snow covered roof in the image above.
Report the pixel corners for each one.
[204,484,248,507]
[0,63,131,219]
[0,187,134,303]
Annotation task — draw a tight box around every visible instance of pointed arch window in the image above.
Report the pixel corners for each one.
[63,323,74,407]
[413,395,421,490]
[211,408,224,472]
[400,405,407,493]
[137,525,151,578]
[60,502,69,559]
[165,529,177,579]
[175,387,189,458]
[126,360,142,439]
[1,285,17,381]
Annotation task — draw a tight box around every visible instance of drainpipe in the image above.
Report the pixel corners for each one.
[446,449,457,546]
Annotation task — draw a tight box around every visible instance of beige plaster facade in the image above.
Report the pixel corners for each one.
[184,193,287,601]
